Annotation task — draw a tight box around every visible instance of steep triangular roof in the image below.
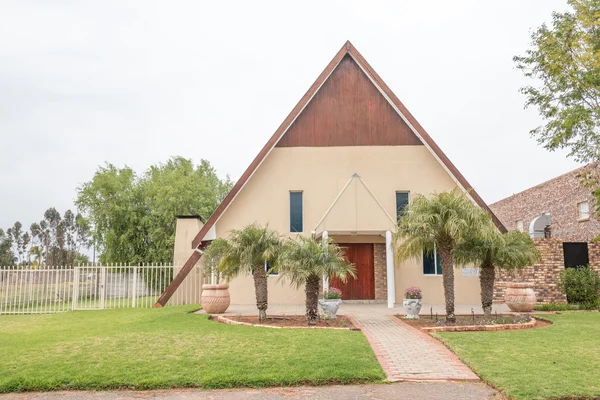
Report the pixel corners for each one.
[155,41,505,307]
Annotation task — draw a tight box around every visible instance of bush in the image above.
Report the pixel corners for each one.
[557,266,600,304]
[323,287,342,300]
[534,303,580,311]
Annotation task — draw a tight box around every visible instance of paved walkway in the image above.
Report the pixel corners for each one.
[351,314,479,381]
[0,382,497,400]
[219,303,496,382]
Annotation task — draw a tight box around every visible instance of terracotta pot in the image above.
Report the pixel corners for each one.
[201,284,230,314]
[505,282,536,312]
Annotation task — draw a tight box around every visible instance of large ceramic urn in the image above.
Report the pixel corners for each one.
[505,282,536,312]
[201,284,230,314]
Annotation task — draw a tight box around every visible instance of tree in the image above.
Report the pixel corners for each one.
[218,224,282,323]
[0,229,15,266]
[7,222,25,265]
[28,208,91,267]
[76,157,232,264]
[455,230,540,315]
[28,246,43,269]
[514,0,600,163]
[278,236,355,325]
[394,190,492,322]
[201,238,232,283]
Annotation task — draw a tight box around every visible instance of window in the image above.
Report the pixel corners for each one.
[516,220,524,232]
[423,250,442,275]
[396,191,409,219]
[251,261,278,276]
[290,191,303,232]
[265,261,277,276]
[563,242,589,268]
[578,201,590,220]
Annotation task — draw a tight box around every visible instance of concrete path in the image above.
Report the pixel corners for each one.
[0,383,498,400]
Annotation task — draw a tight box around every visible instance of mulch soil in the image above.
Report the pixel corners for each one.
[231,315,358,329]
[398,314,551,329]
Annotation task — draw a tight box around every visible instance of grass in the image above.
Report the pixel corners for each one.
[436,312,600,400]
[534,302,600,311]
[0,306,384,392]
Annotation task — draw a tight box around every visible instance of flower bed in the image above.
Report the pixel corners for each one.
[213,314,359,330]
[397,314,551,332]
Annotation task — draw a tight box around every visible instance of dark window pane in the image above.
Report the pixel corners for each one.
[423,251,435,274]
[563,242,589,268]
[265,261,276,275]
[396,192,409,219]
[423,250,442,275]
[290,192,303,232]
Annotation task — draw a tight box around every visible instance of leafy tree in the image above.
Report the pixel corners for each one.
[394,190,492,322]
[201,238,232,284]
[28,246,43,269]
[28,208,90,266]
[0,229,15,266]
[455,230,540,315]
[6,222,25,264]
[514,0,600,162]
[76,157,232,264]
[278,236,355,325]
[218,224,282,322]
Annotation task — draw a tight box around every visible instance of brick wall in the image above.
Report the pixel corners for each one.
[493,238,600,303]
[374,243,387,301]
[490,164,600,241]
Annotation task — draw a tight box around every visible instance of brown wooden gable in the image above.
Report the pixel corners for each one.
[276,55,422,147]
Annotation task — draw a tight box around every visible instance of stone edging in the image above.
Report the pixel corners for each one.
[418,317,539,333]
[211,314,361,331]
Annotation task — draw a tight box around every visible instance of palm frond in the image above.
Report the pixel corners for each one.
[278,236,356,289]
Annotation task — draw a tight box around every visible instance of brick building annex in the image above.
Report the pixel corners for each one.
[490,164,600,303]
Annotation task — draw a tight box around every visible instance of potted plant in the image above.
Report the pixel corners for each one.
[403,286,422,319]
[319,287,343,319]
[200,238,232,314]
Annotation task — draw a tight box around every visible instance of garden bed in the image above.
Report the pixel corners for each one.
[214,314,359,329]
[398,314,550,332]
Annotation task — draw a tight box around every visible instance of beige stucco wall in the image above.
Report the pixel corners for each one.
[208,145,481,305]
[172,217,205,305]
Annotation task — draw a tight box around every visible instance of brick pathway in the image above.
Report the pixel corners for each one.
[350,314,479,382]
[222,303,490,382]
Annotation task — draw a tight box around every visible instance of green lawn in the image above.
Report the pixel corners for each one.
[437,313,600,400]
[0,306,384,392]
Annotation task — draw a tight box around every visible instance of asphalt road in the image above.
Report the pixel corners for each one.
[0,382,499,400]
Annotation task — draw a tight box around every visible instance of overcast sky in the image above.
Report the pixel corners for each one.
[0,0,579,231]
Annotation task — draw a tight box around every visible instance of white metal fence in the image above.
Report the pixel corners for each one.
[0,265,206,315]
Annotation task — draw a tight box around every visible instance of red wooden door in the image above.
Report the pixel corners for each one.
[329,243,375,300]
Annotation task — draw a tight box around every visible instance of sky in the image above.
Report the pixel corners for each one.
[0,0,580,231]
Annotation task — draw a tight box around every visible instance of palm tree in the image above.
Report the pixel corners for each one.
[218,223,282,322]
[456,230,540,315]
[28,246,43,269]
[394,190,492,322]
[278,236,356,325]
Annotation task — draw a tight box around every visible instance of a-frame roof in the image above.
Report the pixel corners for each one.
[155,41,506,307]
[191,41,505,248]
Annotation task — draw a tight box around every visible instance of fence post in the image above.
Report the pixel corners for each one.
[132,267,138,308]
[99,267,106,309]
[72,267,79,310]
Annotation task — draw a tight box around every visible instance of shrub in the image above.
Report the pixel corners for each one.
[534,303,579,311]
[323,287,342,300]
[558,266,600,304]
[404,286,422,299]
